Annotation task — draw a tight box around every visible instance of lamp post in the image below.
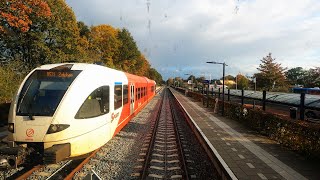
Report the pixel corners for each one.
[206,61,228,116]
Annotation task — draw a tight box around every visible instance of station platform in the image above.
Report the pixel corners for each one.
[171,88,320,180]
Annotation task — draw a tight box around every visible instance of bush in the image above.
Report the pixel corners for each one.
[223,101,320,157]
[0,61,27,103]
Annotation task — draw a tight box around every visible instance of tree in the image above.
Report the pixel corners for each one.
[167,78,174,86]
[133,55,151,76]
[236,74,249,90]
[0,60,26,102]
[0,0,52,66]
[76,21,90,62]
[254,53,288,91]
[0,0,84,68]
[224,75,235,80]
[115,28,140,70]
[0,0,51,33]
[285,67,307,86]
[45,0,83,64]
[304,67,320,88]
[148,68,163,85]
[174,77,183,87]
[89,25,120,67]
[77,21,90,38]
[196,76,206,83]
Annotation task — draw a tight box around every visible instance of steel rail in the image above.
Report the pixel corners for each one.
[140,88,165,179]
[169,87,234,180]
[46,160,72,180]
[169,90,190,180]
[64,149,100,179]
[15,165,43,180]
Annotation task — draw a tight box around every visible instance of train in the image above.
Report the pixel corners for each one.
[0,63,156,169]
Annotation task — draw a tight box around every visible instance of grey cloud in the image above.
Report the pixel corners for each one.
[66,0,320,80]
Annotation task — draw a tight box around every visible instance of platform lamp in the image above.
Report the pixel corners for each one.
[206,61,228,116]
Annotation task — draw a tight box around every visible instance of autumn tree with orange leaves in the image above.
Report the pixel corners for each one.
[132,55,151,76]
[0,0,51,33]
[88,25,120,67]
[0,0,85,68]
[0,0,52,70]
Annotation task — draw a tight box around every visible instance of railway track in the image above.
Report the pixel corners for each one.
[132,88,215,179]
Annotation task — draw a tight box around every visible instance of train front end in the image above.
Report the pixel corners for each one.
[1,64,81,169]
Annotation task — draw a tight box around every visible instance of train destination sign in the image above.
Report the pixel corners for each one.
[45,71,74,78]
[37,70,81,79]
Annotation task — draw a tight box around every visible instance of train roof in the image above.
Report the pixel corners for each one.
[37,63,111,71]
[36,63,156,84]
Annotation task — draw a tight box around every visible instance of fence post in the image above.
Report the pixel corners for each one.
[241,89,244,106]
[262,90,266,111]
[228,89,230,101]
[218,88,221,98]
[300,93,305,120]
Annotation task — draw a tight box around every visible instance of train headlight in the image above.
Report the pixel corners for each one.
[46,124,70,134]
[8,123,14,133]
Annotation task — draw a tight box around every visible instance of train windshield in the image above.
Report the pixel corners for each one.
[16,70,81,116]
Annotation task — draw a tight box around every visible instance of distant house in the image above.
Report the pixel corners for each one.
[209,84,228,91]
[215,80,236,85]
[225,80,236,85]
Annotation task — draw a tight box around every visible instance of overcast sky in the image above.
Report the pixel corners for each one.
[65,0,320,80]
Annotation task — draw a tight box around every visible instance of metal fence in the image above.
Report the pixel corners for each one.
[197,88,320,121]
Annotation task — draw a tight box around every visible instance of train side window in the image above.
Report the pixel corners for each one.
[142,87,144,97]
[102,86,110,113]
[136,88,138,100]
[123,85,128,104]
[138,88,141,99]
[141,87,143,98]
[75,86,109,119]
[114,85,122,109]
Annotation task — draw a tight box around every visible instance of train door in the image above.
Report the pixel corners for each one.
[130,84,135,114]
